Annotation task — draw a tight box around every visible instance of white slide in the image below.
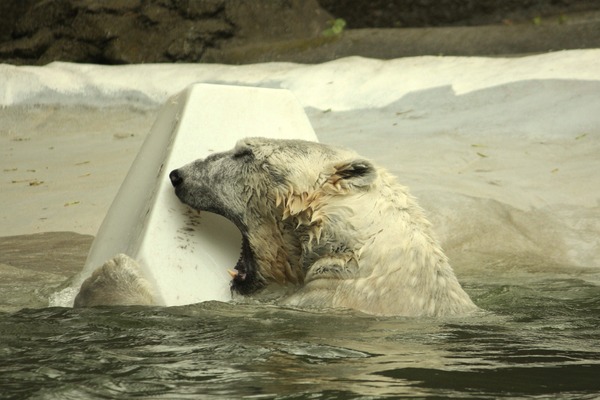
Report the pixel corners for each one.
[70,84,318,306]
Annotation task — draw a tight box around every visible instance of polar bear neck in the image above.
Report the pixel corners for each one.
[243,216,305,288]
[278,170,478,316]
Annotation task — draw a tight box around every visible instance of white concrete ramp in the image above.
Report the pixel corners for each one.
[75,84,318,306]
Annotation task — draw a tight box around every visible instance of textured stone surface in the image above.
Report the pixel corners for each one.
[0,0,331,65]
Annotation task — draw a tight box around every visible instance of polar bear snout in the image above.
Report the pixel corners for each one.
[169,169,183,187]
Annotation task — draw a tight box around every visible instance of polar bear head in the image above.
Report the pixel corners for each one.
[169,138,372,291]
[170,137,477,316]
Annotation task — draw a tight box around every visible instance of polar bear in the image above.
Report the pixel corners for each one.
[168,137,478,316]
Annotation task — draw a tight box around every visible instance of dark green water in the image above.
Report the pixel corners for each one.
[2,273,600,399]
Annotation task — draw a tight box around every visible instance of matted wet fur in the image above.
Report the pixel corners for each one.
[168,138,478,316]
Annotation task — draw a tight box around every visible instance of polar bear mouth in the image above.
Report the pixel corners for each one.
[229,234,265,295]
[169,167,265,295]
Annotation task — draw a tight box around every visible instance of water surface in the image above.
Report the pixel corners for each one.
[2,270,600,399]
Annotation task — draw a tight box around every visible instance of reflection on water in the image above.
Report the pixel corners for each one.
[2,272,600,399]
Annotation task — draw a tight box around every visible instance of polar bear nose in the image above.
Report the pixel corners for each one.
[169,169,183,187]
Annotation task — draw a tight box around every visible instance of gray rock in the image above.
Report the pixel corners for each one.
[0,0,331,65]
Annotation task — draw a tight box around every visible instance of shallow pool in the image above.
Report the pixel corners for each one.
[2,269,600,399]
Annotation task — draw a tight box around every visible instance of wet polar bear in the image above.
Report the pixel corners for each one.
[166,137,478,317]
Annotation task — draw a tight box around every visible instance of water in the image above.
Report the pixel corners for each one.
[2,271,600,399]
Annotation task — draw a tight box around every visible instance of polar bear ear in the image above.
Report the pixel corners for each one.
[329,159,377,189]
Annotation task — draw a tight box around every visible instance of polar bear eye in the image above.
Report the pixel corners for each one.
[233,148,254,160]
